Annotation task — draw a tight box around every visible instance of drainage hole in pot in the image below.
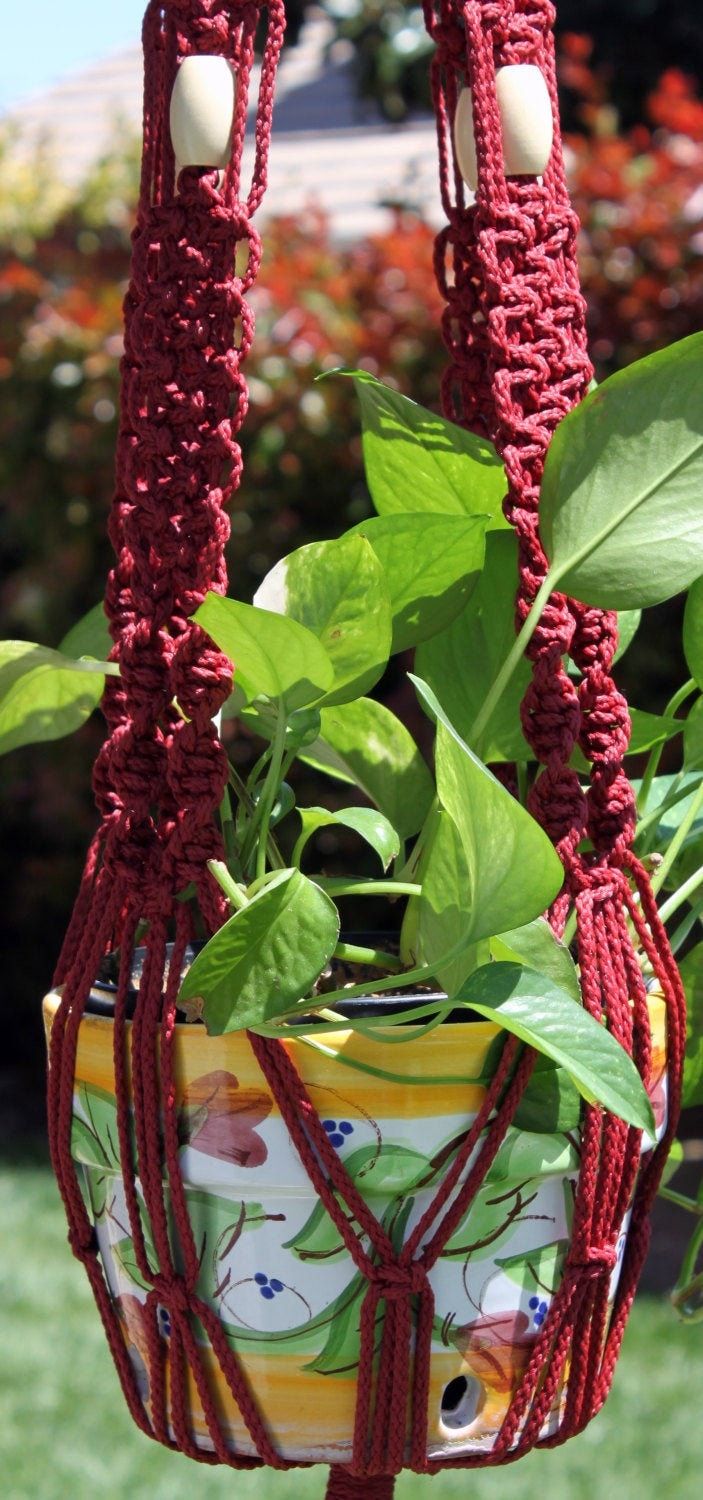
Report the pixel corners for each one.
[439,1374,483,1435]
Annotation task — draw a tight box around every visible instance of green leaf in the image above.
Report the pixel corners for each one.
[635,773,703,847]
[660,1138,684,1188]
[411,674,564,950]
[452,962,655,1134]
[541,334,703,609]
[179,869,340,1034]
[295,805,400,871]
[679,943,703,1108]
[193,593,334,711]
[300,697,434,840]
[684,697,703,773]
[0,641,111,755]
[614,610,642,664]
[254,533,392,705]
[629,708,683,754]
[59,602,112,662]
[684,577,703,690]
[335,368,507,525]
[402,807,487,994]
[490,918,581,1004]
[415,532,531,762]
[512,1057,581,1134]
[349,513,488,654]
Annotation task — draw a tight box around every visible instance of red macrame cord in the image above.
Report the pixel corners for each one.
[47,0,686,1493]
[423,0,686,1459]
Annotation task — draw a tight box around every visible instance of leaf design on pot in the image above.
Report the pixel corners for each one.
[303,1272,369,1376]
[71,1082,122,1171]
[177,1070,272,1168]
[185,1189,286,1308]
[284,1197,348,1263]
[342,1141,431,1195]
[495,1239,570,1302]
[113,1237,154,1295]
[441,1180,549,1264]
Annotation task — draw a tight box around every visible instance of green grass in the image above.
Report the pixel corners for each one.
[1,1160,701,1500]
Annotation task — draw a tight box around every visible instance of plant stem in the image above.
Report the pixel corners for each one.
[651,777,703,897]
[254,707,288,882]
[207,859,248,911]
[659,1186,703,1215]
[332,942,403,972]
[218,786,241,878]
[668,898,703,956]
[674,1215,703,1300]
[636,773,688,845]
[291,827,309,869]
[228,764,285,870]
[562,907,578,950]
[314,878,422,899]
[659,864,703,926]
[638,678,697,813]
[469,574,553,747]
[516,761,529,808]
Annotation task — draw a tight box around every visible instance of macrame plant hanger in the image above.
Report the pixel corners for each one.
[46,4,686,1500]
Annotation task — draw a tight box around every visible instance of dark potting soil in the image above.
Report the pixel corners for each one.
[89,939,468,1024]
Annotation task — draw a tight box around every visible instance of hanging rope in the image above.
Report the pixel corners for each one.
[421,0,686,1465]
[47,2,685,1495]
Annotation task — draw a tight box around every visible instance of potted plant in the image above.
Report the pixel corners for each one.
[5,333,702,1460]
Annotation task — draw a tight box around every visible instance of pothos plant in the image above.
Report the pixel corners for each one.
[4,333,703,1312]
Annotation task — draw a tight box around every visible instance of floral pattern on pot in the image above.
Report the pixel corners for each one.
[46,986,668,1465]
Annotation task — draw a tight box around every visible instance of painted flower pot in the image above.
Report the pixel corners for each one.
[43,980,667,1464]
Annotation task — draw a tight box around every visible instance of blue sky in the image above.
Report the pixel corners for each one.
[1,1,147,108]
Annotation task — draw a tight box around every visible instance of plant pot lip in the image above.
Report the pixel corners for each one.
[81,936,477,1025]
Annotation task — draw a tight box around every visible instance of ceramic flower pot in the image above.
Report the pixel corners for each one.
[43,980,667,1464]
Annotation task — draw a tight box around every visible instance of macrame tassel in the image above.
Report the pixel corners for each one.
[424,0,686,1461]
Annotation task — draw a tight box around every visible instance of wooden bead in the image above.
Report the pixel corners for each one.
[169,55,235,171]
[454,65,554,190]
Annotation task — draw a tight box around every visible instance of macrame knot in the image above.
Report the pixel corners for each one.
[169,627,233,718]
[68,1224,98,1261]
[587,769,637,859]
[430,19,466,67]
[568,1244,618,1281]
[529,765,587,847]
[521,669,580,765]
[368,1262,428,1302]
[570,603,619,674]
[151,1275,191,1317]
[578,681,631,766]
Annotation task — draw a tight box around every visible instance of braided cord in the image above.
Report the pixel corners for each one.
[49,1,291,1471]
[49,1,686,1486]
[423,0,686,1463]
